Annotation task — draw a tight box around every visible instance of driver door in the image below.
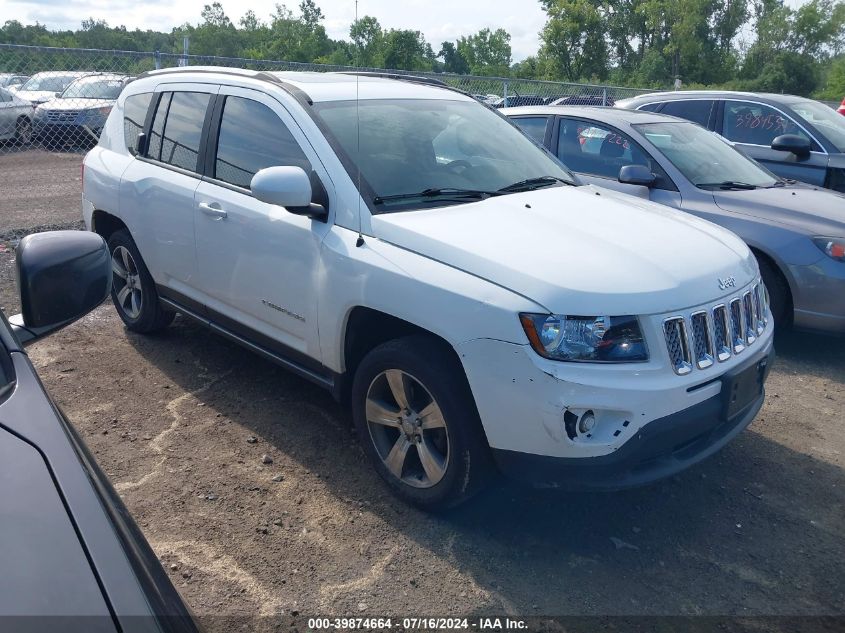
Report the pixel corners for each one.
[718,100,829,186]
[193,86,334,362]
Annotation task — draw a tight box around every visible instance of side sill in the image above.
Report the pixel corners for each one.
[159,296,335,392]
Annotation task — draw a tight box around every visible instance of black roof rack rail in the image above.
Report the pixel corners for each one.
[135,67,313,105]
[338,71,447,87]
[338,71,472,97]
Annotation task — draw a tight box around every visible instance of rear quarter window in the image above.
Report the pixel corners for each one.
[123,92,153,155]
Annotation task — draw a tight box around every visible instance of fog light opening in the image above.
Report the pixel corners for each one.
[579,411,596,436]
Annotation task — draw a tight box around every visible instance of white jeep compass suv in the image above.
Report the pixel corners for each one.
[82,67,774,510]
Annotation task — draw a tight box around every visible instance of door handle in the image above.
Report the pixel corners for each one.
[198,201,227,220]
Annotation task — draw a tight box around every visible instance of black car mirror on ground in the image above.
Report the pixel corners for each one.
[10,231,111,345]
[771,134,812,158]
[618,164,657,187]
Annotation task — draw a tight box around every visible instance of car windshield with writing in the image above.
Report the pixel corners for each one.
[635,121,779,190]
[313,98,576,212]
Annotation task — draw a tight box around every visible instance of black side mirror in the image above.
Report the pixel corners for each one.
[9,231,111,346]
[771,134,811,158]
[618,164,656,187]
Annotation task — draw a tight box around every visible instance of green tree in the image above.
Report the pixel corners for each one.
[539,0,608,81]
[456,28,512,76]
[350,16,384,67]
[439,41,470,74]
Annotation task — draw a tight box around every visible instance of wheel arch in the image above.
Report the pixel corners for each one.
[337,306,467,405]
[91,210,129,243]
[749,245,794,323]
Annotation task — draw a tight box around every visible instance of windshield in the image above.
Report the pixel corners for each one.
[61,77,124,100]
[634,121,779,189]
[312,98,576,212]
[790,99,845,152]
[20,74,80,93]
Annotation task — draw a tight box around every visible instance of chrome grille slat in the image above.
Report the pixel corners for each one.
[690,311,714,369]
[729,298,745,354]
[752,285,764,335]
[664,281,769,375]
[743,291,757,345]
[664,317,692,375]
[712,305,731,362]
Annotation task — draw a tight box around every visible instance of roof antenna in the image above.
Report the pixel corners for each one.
[354,0,365,248]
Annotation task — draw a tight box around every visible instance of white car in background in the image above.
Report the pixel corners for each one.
[0,86,34,144]
[83,68,774,510]
[0,73,30,91]
[34,74,132,146]
[14,71,93,105]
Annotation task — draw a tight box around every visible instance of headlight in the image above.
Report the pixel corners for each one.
[519,314,649,362]
[812,237,845,262]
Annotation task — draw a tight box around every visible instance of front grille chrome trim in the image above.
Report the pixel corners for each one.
[663,280,770,376]
[663,317,692,376]
[729,298,746,354]
[690,311,714,369]
[743,291,757,345]
[712,304,732,362]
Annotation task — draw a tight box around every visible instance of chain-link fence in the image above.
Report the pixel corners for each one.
[0,43,653,154]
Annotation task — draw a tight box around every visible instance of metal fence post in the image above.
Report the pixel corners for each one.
[503,80,509,105]
[154,50,161,70]
[602,88,607,106]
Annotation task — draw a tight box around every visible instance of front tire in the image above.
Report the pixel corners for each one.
[351,335,492,511]
[107,229,175,333]
[14,118,31,146]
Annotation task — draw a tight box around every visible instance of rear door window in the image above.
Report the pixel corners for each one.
[146,91,211,172]
[660,100,715,127]
[159,92,211,172]
[213,96,311,189]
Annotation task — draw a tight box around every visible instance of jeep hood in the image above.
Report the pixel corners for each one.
[712,184,845,236]
[372,185,756,315]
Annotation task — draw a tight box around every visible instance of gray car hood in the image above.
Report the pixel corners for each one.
[712,184,845,236]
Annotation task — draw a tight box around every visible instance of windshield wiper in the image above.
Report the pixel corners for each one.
[497,175,573,193]
[373,188,500,205]
[698,181,759,190]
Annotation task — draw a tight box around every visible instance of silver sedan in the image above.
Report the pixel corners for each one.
[504,106,845,335]
[0,86,33,144]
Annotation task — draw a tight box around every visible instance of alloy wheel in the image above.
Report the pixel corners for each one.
[111,245,143,319]
[365,369,450,489]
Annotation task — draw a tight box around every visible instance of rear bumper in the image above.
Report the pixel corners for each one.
[492,347,774,490]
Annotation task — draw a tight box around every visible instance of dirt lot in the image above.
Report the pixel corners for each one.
[1,149,844,628]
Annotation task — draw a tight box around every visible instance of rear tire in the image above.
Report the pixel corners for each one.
[107,229,175,333]
[756,255,791,331]
[351,335,492,511]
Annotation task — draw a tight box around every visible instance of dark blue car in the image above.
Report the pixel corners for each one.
[617,91,845,194]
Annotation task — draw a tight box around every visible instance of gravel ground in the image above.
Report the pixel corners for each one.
[2,148,844,629]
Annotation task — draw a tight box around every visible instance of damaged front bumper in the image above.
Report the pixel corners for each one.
[456,333,773,490]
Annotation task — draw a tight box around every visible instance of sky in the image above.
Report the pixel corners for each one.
[0,0,550,61]
[1,0,816,62]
